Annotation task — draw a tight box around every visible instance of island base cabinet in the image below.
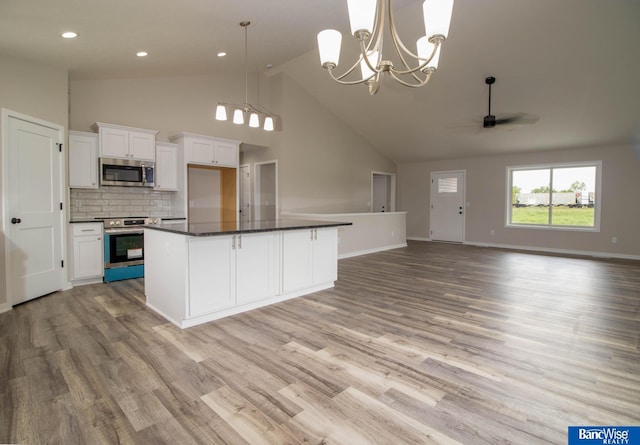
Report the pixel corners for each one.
[236,233,279,305]
[282,228,338,294]
[144,226,340,328]
[188,237,235,317]
[144,229,188,325]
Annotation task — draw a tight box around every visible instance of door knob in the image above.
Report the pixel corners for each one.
[11,217,22,224]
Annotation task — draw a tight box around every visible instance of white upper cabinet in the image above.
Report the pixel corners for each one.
[94,122,158,161]
[155,142,179,191]
[68,131,99,189]
[214,140,239,167]
[170,132,239,168]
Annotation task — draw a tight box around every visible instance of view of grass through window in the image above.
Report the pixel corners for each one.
[509,164,598,228]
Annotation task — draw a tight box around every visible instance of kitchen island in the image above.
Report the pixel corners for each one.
[144,219,351,328]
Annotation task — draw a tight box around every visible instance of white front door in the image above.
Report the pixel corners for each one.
[4,112,65,304]
[239,164,251,223]
[430,170,465,242]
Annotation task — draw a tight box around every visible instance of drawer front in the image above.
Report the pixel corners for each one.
[72,223,103,236]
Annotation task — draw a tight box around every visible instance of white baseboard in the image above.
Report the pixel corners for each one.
[464,241,640,260]
[339,243,408,259]
[406,237,639,260]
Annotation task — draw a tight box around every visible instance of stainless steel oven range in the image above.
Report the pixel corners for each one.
[101,216,161,282]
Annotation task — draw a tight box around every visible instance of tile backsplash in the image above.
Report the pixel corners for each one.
[70,186,178,220]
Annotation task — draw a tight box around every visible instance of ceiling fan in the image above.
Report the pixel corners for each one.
[482,76,538,129]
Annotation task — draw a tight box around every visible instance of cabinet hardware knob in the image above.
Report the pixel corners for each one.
[11,217,22,224]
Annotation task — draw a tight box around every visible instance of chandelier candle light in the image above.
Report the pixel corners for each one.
[317,0,454,95]
[216,21,277,131]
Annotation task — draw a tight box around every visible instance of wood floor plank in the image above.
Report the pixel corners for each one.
[1,241,638,444]
[201,385,302,445]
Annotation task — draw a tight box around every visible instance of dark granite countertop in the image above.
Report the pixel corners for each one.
[144,218,352,236]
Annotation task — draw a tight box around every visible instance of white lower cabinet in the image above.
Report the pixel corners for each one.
[71,223,104,284]
[282,228,338,293]
[187,232,279,317]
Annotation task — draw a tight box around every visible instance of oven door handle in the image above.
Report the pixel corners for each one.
[104,229,145,234]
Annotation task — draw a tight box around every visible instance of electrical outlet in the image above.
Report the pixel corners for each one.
[611,236,618,244]
[490,229,495,236]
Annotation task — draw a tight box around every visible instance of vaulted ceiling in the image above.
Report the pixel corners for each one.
[1,0,639,163]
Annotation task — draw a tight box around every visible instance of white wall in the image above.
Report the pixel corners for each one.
[70,73,270,147]
[71,72,398,220]
[0,55,69,308]
[398,143,640,258]
[242,73,397,214]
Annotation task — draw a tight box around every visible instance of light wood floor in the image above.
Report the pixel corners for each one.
[1,241,639,444]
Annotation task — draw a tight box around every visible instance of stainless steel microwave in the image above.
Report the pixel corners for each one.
[100,158,155,187]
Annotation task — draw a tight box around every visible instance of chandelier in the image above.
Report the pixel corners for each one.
[216,21,278,131]
[317,0,454,95]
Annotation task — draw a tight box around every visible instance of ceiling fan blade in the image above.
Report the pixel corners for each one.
[495,112,539,126]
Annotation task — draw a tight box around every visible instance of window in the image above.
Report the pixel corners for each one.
[506,161,601,230]
[438,177,458,193]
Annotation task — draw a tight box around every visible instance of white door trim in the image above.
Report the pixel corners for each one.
[239,163,251,223]
[371,171,396,212]
[1,108,69,307]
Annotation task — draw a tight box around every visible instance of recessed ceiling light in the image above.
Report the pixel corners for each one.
[136,51,148,57]
[217,52,227,57]
[61,31,78,39]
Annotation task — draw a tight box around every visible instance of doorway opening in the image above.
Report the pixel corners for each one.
[254,161,278,221]
[371,172,396,212]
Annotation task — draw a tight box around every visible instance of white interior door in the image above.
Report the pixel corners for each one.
[239,164,251,223]
[4,112,64,304]
[372,174,388,212]
[430,171,465,242]
[371,172,396,212]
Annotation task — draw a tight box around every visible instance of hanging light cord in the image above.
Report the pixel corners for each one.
[242,21,249,107]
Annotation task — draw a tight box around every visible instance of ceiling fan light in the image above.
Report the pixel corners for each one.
[215,104,228,121]
[317,29,342,68]
[423,0,454,39]
[248,112,260,128]
[264,116,274,132]
[233,108,244,125]
[347,0,377,36]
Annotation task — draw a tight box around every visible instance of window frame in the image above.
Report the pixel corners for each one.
[505,161,602,232]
